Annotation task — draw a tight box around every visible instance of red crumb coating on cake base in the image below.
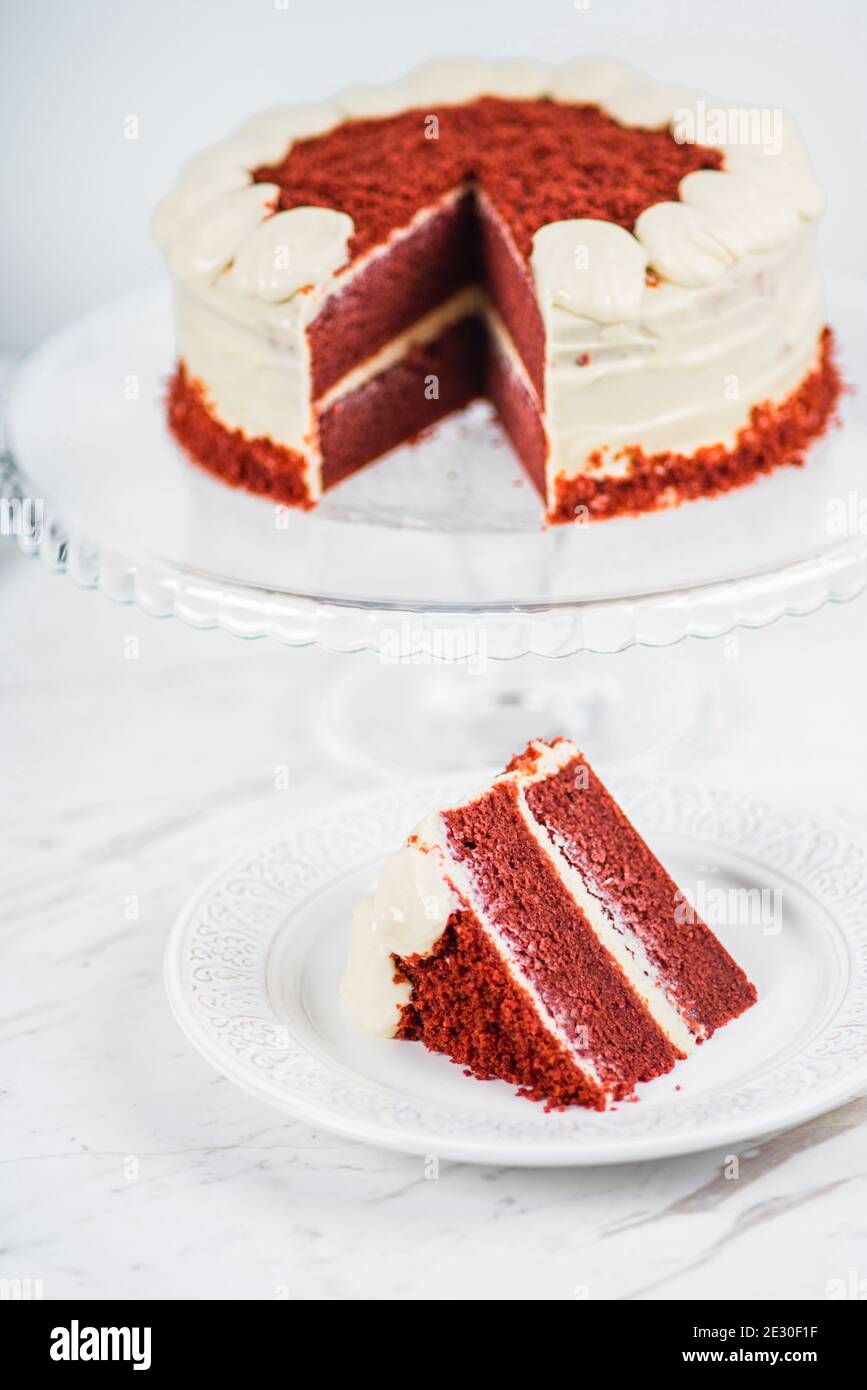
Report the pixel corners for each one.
[396,911,608,1111]
[551,328,843,522]
[168,319,488,501]
[167,364,313,507]
[441,781,683,1096]
[524,755,757,1033]
[168,327,842,521]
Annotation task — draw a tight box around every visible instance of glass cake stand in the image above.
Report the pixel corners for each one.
[4,273,866,770]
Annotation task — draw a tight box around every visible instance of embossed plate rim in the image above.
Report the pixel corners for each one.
[165,774,867,1165]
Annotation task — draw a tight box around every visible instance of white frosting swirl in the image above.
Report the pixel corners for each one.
[231,101,343,164]
[151,164,252,253]
[404,57,552,107]
[166,182,280,282]
[722,145,823,220]
[340,839,457,1037]
[337,81,415,119]
[403,57,499,106]
[532,219,647,323]
[178,140,249,185]
[548,56,645,104]
[679,169,800,255]
[481,58,552,98]
[605,82,707,129]
[634,201,733,287]
[228,206,354,301]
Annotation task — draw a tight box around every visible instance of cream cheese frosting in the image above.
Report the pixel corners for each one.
[341,840,459,1037]
[155,56,827,501]
[539,229,823,494]
[165,182,280,283]
[531,219,648,324]
[228,207,354,301]
[633,202,734,288]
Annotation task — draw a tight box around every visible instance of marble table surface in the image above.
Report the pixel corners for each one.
[2,539,866,1302]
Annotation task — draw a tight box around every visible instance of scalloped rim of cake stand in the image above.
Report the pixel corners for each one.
[6,456,865,658]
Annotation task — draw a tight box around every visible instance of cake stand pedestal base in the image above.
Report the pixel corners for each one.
[318,645,724,776]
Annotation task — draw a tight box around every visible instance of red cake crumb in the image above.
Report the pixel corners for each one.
[396,912,609,1111]
[551,329,843,522]
[167,365,313,507]
[256,97,722,264]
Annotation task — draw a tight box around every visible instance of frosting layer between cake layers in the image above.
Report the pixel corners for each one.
[341,738,757,1109]
[156,57,838,521]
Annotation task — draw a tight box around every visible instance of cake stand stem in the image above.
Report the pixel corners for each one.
[318,644,724,776]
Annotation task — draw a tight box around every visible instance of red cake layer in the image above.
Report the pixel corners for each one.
[439,779,683,1097]
[551,329,843,522]
[476,193,546,400]
[523,753,757,1033]
[308,190,480,399]
[318,315,486,487]
[485,331,548,499]
[397,911,607,1110]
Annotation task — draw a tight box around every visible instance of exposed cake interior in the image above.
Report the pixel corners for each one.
[521,752,758,1033]
[341,738,757,1110]
[262,98,719,398]
[163,84,842,520]
[247,98,719,508]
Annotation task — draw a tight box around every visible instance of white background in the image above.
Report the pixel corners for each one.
[2,0,866,349]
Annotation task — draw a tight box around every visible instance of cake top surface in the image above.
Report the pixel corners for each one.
[254,98,720,264]
[153,56,823,324]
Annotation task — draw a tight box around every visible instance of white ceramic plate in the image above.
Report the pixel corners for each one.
[165,775,867,1165]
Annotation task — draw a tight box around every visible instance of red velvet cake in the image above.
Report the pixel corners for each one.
[341,738,757,1110]
[155,58,841,522]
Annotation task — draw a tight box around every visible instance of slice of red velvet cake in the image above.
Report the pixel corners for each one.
[154,58,842,524]
[341,738,756,1110]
